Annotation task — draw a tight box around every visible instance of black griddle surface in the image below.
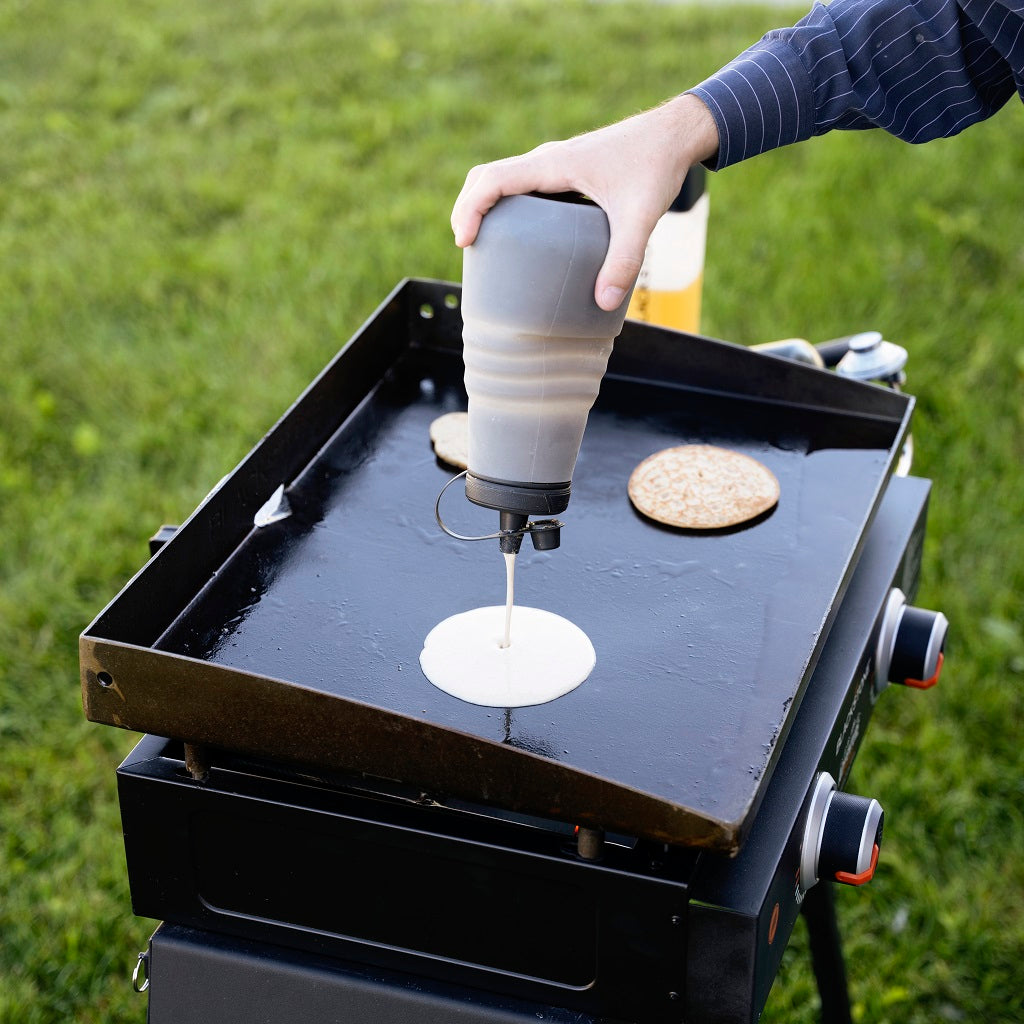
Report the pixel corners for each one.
[157,356,889,826]
[82,280,911,850]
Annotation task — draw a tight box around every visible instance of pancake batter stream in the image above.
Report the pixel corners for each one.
[420,554,596,708]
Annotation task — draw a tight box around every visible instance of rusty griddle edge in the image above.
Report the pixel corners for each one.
[80,278,913,854]
[80,639,730,851]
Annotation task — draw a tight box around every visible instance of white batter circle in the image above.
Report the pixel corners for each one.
[420,605,596,708]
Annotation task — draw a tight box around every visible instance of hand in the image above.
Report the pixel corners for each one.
[451,94,719,310]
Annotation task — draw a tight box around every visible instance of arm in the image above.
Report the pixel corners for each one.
[692,0,1020,168]
[452,0,1022,308]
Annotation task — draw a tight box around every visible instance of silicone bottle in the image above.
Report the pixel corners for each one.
[461,193,633,518]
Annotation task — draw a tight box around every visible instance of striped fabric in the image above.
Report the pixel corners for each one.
[689,0,1024,168]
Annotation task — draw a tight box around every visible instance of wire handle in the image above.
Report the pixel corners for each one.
[434,471,563,544]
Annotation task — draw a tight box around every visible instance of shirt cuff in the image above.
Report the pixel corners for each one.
[688,36,817,170]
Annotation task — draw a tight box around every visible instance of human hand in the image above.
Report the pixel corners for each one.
[451,94,719,311]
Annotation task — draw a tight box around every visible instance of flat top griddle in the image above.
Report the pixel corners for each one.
[81,279,912,852]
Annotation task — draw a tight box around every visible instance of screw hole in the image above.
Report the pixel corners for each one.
[97,671,114,688]
[419,303,434,319]
[444,293,459,309]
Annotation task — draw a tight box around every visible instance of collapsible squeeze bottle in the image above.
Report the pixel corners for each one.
[460,193,633,552]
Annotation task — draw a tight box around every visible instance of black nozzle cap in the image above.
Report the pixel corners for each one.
[529,520,561,551]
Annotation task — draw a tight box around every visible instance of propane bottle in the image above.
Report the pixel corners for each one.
[627,166,709,333]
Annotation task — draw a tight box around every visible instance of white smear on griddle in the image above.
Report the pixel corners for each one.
[254,484,292,527]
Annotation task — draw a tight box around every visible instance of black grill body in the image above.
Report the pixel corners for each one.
[119,476,931,1024]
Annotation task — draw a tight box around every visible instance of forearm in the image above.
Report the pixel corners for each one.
[691,0,1019,169]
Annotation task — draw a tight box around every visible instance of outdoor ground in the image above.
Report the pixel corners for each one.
[1,1,1022,1021]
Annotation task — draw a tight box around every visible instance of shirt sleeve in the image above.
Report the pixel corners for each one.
[689,0,1023,169]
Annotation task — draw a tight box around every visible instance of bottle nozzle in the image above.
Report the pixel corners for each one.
[498,512,563,553]
[499,511,528,555]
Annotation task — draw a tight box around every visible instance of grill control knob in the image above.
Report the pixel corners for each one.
[818,791,884,885]
[800,773,884,891]
[875,588,948,694]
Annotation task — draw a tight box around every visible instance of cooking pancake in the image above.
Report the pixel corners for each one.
[420,605,596,708]
[429,411,469,469]
[628,444,779,529]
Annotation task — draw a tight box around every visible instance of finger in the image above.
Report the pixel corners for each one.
[451,149,572,248]
[595,216,651,311]
[451,199,487,249]
[451,167,496,248]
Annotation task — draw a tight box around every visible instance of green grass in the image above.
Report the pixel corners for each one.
[1,1,1021,1021]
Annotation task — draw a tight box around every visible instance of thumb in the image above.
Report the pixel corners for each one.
[594,216,652,312]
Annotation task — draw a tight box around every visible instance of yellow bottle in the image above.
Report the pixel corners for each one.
[627,167,709,334]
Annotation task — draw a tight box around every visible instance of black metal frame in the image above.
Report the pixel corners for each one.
[119,734,697,1023]
[80,278,932,1022]
[142,910,851,1024]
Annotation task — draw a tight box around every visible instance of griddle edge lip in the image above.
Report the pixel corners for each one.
[80,277,911,652]
[82,635,737,851]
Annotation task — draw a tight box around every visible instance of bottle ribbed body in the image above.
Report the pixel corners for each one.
[461,194,631,495]
[463,323,615,485]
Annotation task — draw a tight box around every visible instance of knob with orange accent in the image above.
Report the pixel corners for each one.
[876,589,948,693]
[800,773,884,891]
[817,791,884,886]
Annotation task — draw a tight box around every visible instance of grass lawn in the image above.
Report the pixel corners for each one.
[1,1,1022,1021]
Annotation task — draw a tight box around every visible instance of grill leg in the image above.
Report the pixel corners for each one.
[801,882,852,1024]
[183,743,211,783]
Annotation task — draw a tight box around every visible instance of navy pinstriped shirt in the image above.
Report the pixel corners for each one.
[689,0,1024,168]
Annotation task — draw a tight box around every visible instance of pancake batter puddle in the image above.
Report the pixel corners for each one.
[420,605,596,708]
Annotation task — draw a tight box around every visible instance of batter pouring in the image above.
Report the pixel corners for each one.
[501,551,514,649]
[419,553,596,708]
